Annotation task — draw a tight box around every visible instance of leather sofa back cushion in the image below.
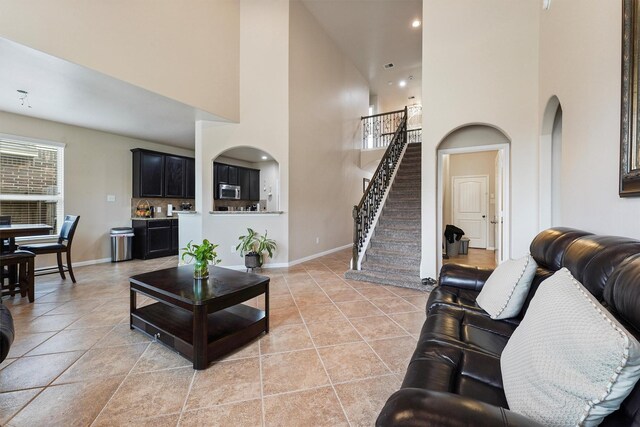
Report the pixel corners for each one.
[476,255,537,319]
[501,268,640,426]
[529,227,593,270]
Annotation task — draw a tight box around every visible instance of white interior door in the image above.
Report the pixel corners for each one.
[452,175,488,248]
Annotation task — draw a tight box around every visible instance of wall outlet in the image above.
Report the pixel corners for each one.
[316,237,320,244]
[106,194,116,202]
[156,206,162,213]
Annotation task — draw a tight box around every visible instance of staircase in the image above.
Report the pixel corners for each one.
[345,143,424,290]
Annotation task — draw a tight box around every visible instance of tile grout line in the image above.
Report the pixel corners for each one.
[175,368,198,426]
[282,271,353,427]
[88,337,153,426]
[3,321,122,425]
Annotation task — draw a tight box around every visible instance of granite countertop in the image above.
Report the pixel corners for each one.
[209,211,284,215]
[132,211,196,220]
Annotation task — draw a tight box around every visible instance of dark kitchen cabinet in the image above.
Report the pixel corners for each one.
[133,151,164,198]
[185,158,195,199]
[213,162,261,201]
[132,149,195,199]
[239,168,251,200]
[164,156,186,198]
[228,166,238,186]
[132,219,179,260]
[249,169,260,201]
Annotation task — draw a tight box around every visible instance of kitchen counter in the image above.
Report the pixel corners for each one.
[176,210,198,215]
[209,211,284,215]
[131,217,179,221]
[132,211,196,220]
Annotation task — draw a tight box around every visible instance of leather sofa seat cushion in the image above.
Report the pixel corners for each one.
[426,285,483,314]
[416,305,518,357]
[403,340,507,408]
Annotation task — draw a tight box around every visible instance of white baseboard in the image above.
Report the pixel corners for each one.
[287,244,352,267]
[219,244,352,270]
[38,257,111,272]
[40,244,352,273]
[486,246,496,251]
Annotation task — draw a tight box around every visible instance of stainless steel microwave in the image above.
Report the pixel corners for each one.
[219,184,241,200]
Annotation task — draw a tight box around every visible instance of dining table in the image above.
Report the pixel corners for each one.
[0,223,54,252]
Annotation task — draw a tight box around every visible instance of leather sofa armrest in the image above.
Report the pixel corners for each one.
[438,263,494,291]
[376,389,543,427]
[0,304,15,363]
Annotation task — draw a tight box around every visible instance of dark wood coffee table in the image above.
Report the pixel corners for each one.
[129,265,269,370]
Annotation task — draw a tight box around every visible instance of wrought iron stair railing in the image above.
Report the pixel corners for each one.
[352,107,408,269]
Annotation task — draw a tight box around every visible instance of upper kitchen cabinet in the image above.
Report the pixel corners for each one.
[132,149,195,199]
[185,158,195,199]
[249,169,260,201]
[164,155,186,198]
[133,150,164,198]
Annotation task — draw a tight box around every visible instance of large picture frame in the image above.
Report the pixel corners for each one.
[621,0,640,196]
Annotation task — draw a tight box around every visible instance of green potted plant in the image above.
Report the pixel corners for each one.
[236,228,277,269]
[181,239,221,279]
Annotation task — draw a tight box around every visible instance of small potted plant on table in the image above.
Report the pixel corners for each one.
[181,239,221,279]
[236,228,277,270]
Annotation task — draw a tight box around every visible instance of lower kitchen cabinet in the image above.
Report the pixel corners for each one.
[132,219,179,260]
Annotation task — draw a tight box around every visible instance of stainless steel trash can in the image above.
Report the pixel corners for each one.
[459,237,470,255]
[110,227,134,262]
[446,240,461,257]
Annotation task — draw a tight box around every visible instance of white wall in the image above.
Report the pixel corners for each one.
[421,0,540,279]
[0,0,240,121]
[0,111,194,266]
[186,0,290,268]
[288,0,369,261]
[539,1,640,239]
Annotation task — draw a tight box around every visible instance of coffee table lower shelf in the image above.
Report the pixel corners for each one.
[131,302,266,368]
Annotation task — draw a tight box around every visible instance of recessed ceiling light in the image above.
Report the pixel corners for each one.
[261,155,268,160]
[399,80,407,88]
[412,19,421,28]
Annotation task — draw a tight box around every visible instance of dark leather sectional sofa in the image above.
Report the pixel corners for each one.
[377,227,640,426]
[0,303,14,363]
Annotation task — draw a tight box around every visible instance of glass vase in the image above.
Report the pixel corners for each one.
[193,260,209,279]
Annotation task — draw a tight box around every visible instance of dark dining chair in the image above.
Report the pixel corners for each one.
[18,215,80,283]
[0,215,11,254]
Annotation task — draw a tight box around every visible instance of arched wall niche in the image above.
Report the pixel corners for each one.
[539,96,563,229]
[212,145,280,212]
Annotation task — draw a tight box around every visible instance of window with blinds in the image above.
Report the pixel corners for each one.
[0,136,65,234]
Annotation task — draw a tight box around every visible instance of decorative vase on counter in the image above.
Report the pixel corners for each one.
[193,259,209,279]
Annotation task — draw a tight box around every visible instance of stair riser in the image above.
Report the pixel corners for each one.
[375,229,417,240]
[371,239,420,252]
[378,218,420,227]
[366,254,421,268]
[362,264,420,276]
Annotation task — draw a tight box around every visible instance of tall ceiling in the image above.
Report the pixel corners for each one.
[0,38,225,149]
[0,2,422,149]
[302,0,422,112]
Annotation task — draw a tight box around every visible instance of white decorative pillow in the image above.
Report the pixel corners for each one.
[501,268,640,427]
[476,254,537,319]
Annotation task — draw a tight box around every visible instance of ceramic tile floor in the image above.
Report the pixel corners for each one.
[0,249,429,426]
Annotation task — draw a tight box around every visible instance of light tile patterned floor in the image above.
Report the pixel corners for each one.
[0,249,428,426]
